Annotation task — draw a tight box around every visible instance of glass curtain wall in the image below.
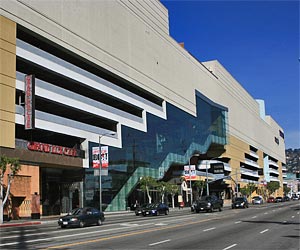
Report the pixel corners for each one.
[85,92,228,211]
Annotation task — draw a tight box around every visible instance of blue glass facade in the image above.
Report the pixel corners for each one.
[85,91,228,211]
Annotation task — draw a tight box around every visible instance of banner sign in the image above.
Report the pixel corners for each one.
[184,165,196,180]
[24,75,35,130]
[92,146,109,168]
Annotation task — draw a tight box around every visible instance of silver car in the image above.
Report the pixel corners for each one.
[252,196,263,205]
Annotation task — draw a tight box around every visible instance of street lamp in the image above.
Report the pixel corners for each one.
[189,153,200,206]
[98,132,115,212]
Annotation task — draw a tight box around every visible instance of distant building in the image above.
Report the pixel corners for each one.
[0,0,286,216]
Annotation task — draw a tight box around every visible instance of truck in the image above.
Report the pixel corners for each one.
[194,195,223,213]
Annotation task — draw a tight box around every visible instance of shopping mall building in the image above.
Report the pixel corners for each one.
[0,0,286,217]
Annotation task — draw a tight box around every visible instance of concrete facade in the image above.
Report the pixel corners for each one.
[0,0,286,215]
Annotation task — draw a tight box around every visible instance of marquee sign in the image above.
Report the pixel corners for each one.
[27,141,78,157]
[24,75,35,130]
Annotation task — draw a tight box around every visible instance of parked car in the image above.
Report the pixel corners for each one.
[232,197,249,209]
[194,195,223,213]
[267,196,275,203]
[142,203,169,216]
[275,196,283,202]
[252,196,263,205]
[283,196,290,202]
[58,207,104,228]
[135,204,148,216]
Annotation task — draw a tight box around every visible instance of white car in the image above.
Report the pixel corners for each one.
[252,196,263,205]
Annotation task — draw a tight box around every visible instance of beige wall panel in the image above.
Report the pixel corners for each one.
[0,84,15,113]
[0,120,14,148]
[0,49,16,77]
[0,15,16,149]
[0,15,16,44]
[0,74,15,88]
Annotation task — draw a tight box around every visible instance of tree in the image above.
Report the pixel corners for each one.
[0,155,21,224]
[164,182,179,208]
[192,180,206,199]
[239,183,256,199]
[139,176,157,204]
[157,181,167,203]
[283,186,291,196]
[266,181,280,196]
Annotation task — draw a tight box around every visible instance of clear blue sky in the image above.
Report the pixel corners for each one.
[161,0,299,149]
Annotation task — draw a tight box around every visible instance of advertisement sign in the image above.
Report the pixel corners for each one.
[24,75,35,130]
[92,146,109,168]
[184,165,196,180]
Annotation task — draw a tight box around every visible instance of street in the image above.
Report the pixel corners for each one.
[0,201,299,250]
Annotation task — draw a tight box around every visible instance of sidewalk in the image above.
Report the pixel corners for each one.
[0,207,191,228]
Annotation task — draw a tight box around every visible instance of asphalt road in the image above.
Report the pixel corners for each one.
[0,201,299,250]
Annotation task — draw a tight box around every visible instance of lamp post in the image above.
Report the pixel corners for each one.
[206,160,209,196]
[98,132,115,213]
[189,153,200,206]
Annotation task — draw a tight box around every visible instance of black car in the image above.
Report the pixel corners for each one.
[275,196,283,202]
[232,197,249,209]
[142,203,169,216]
[135,204,148,216]
[194,195,223,213]
[58,207,105,228]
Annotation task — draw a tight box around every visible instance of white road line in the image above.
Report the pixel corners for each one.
[291,216,295,218]
[264,212,268,215]
[203,227,216,232]
[1,232,47,239]
[149,239,171,246]
[260,229,269,234]
[251,216,257,218]
[234,221,241,224]
[223,243,237,250]
[297,212,299,215]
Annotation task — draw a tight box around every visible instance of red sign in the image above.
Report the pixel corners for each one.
[92,146,109,168]
[27,141,78,157]
[24,75,35,130]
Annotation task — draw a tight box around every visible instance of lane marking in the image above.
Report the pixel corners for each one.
[149,239,171,246]
[251,216,257,218]
[223,243,237,250]
[264,212,268,215]
[203,227,216,232]
[260,229,269,234]
[155,223,167,226]
[120,223,139,227]
[234,221,241,224]
[291,216,295,218]
[41,219,216,249]
[1,232,47,239]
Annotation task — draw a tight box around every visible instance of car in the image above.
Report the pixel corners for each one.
[267,196,275,203]
[135,204,148,216]
[232,197,249,209]
[194,195,223,213]
[58,207,104,228]
[252,196,263,205]
[275,196,283,202]
[283,196,290,202]
[142,203,169,216]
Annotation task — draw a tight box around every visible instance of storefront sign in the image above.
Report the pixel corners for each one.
[27,141,78,157]
[92,146,109,168]
[24,75,35,130]
[184,165,196,180]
